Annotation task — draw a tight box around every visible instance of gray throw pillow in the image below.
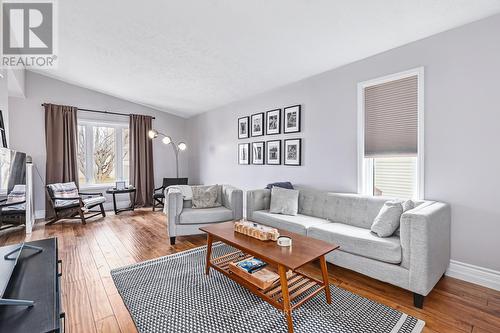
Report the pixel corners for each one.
[371,201,403,237]
[402,199,415,212]
[191,185,222,209]
[269,187,299,216]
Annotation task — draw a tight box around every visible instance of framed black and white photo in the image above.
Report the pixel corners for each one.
[284,139,301,166]
[238,143,250,164]
[238,116,249,139]
[251,112,264,137]
[252,142,265,165]
[266,140,281,165]
[284,105,301,133]
[115,181,126,190]
[266,109,281,135]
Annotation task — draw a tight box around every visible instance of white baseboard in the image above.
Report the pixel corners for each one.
[446,260,500,291]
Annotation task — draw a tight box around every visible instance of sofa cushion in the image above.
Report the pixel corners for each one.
[308,223,402,264]
[270,187,299,216]
[178,206,233,225]
[251,210,329,235]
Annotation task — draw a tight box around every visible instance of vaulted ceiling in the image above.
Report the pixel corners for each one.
[35,0,500,117]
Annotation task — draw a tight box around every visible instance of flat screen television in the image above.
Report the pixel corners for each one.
[0,147,39,306]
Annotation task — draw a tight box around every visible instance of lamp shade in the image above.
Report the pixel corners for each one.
[148,129,158,139]
[162,136,172,145]
[178,142,187,151]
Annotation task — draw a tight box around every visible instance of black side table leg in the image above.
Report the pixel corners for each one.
[131,191,136,211]
[112,193,118,215]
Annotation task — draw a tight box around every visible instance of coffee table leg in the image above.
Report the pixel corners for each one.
[278,264,294,333]
[205,234,213,275]
[319,255,332,304]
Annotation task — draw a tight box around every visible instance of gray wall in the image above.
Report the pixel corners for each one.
[187,14,500,271]
[9,71,189,214]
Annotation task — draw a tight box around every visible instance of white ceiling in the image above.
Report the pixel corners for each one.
[35,0,500,117]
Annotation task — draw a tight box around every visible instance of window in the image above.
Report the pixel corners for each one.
[77,121,129,186]
[358,68,424,199]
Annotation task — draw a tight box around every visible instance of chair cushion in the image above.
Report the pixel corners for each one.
[83,196,106,209]
[153,193,165,199]
[48,182,80,207]
[308,223,402,264]
[3,185,26,211]
[179,207,233,225]
[251,210,329,236]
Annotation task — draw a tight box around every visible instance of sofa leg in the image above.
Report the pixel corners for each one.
[413,293,424,308]
[170,237,176,245]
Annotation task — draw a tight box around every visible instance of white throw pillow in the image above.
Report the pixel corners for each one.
[371,201,403,237]
[269,187,299,216]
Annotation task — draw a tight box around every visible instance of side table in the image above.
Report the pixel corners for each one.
[105,187,136,215]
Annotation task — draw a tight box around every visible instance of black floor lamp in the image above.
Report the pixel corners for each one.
[148,129,187,178]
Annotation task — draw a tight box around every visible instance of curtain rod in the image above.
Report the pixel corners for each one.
[41,103,155,119]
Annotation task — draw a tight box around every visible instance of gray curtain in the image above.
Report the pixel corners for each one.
[129,114,154,207]
[44,103,79,217]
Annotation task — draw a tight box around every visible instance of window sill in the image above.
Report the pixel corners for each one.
[79,183,117,191]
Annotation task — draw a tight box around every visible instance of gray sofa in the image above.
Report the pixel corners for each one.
[246,187,451,308]
[166,185,243,244]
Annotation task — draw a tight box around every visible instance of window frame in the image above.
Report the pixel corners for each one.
[357,67,425,199]
[77,119,129,187]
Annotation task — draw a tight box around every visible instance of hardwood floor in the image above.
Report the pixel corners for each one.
[1,210,499,333]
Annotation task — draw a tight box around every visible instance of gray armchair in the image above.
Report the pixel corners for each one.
[166,184,243,244]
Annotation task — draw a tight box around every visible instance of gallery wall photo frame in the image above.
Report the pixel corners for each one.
[251,112,264,137]
[238,116,249,139]
[284,138,302,166]
[266,140,281,165]
[265,109,281,135]
[283,105,301,134]
[251,141,265,165]
[238,143,250,165]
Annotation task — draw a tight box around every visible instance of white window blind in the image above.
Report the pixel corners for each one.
[364,75,418,157]
[373,157,416,198]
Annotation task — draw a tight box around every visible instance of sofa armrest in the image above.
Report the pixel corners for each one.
[400,202,451,296]
[246,189,271,220]
[165,188,184,236]
[222,185,243,220]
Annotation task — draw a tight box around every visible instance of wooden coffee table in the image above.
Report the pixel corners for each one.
[200,221,339,333]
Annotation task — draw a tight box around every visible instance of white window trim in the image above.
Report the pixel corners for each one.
[357,67,425,199]
[77,119,129,188]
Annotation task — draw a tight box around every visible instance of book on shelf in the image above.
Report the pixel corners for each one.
[236,257,267,273]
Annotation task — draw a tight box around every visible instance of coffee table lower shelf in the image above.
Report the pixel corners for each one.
[209,250,327,313]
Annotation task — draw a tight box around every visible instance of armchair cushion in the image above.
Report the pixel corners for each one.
[48,182,80,207]
[178,207,233,225]
[3,185,26,211]
[153,192,165,199]
[82,196,106,209]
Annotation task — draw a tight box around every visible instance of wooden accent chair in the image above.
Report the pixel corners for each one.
[0,185,27,231]
[46,182,106,225]
[152,177,188,211]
